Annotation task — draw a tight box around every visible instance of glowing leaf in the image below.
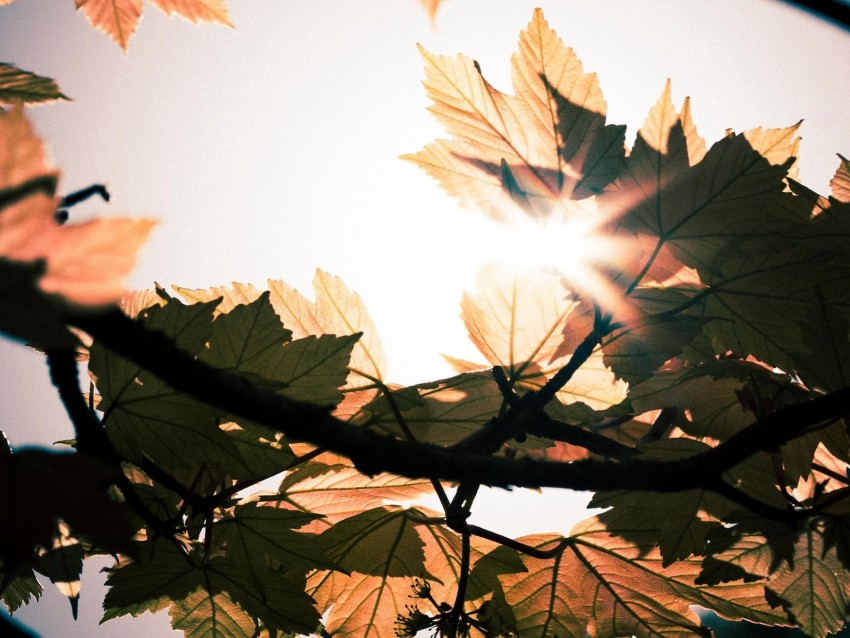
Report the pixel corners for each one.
[74,0,143,51]
[215,504,334,589]
[318,507,426,577]
[309,508,429,638]
[268,270,386,385]
[149,0,232,26]
[0,108,154,309]
[830,154,850,203]
[169,589,254,638]
[278,462,434,527]
[501,517,786,638]
[0,63,67,104]
[418,0,441,20]
[405,8,624,220]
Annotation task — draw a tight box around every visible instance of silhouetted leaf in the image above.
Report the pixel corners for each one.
[0,63,67,104]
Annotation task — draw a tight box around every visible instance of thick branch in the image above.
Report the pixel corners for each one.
[71,309,850,495]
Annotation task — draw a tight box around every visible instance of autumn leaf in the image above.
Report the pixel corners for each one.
[75,0,143,51]
[830,154,850,203]
[75,0,231,51]
[418,0,441,21]
[404,8,625,221]
[459,263,627,412]
[0,107,154,317]
[148,0,232,26]
[269,270,387,386]
[169,588,254,638]
[277,462,434,527]
[501,516,787,638]
[0,63,68,104]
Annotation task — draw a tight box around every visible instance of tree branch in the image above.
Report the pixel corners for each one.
[70,309,850,497]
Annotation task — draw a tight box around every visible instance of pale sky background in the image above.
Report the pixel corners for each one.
[1,0,850,636]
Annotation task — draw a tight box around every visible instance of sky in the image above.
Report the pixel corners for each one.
[1,0,850,636]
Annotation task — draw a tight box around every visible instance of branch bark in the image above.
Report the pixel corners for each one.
[71,309,850,496]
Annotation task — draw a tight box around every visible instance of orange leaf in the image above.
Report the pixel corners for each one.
[148,0,233,26]
[0,107,154,307]
[75,0,143,51]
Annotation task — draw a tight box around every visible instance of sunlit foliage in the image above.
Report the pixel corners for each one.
[3,6,850,638]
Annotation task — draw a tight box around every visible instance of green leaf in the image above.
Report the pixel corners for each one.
[0,63,68,104]
[268,270,387,386]
[105,541,320,635]
[364,372,503,446]
[628,368,750,440]
[202,560,320,635]
[103,541,202,621]
[215,503,334,586]
[764,525,850,638]
[609,120,798,277]
[217,420,294,481]
[169,588,254,638]
[200,292,293,372]
[601,308,706,385]
[793,289,850,393]
[90,296,218,408]
[246,334,359,406]
[317,507,426,577]
[0,571,42,613]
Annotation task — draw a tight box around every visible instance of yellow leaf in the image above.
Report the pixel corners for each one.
[405,9,625,220]
[830,154,850,203]
[268,270,386,385]
[75,0,143,51]
[461,263,579,375]
[173,281,263,316]
[148,0,233,26]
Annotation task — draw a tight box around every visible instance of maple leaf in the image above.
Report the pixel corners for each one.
[0,106,154,344]
[0,63,68,104]
[501,516,787,638]
[277,461,434,528]
[458,263,627,411]
[75,0,143,51]
[148,0,232,26]
[268,270,387,387]
[75,0,231,51]
[830,154,850,203]
[169,588,254,638]
[309,507,429,638]
[404,8,625,221]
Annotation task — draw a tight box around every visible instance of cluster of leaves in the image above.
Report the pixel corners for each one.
[4,6,850,638]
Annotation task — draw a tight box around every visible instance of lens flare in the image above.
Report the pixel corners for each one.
[487,197,639,321]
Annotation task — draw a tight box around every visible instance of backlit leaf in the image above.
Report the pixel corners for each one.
[269,270,386,386]
[0,107,154,308]
[75,0,143,51]
[278,463,434,527]
[764,525,850,638]
[502,516,786,638]
[149,0,232,26]
[169,588,254,638]
[830,154,850,203]
[405,8,624,220]
[317,507,426,577]
[215,503,334,582]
